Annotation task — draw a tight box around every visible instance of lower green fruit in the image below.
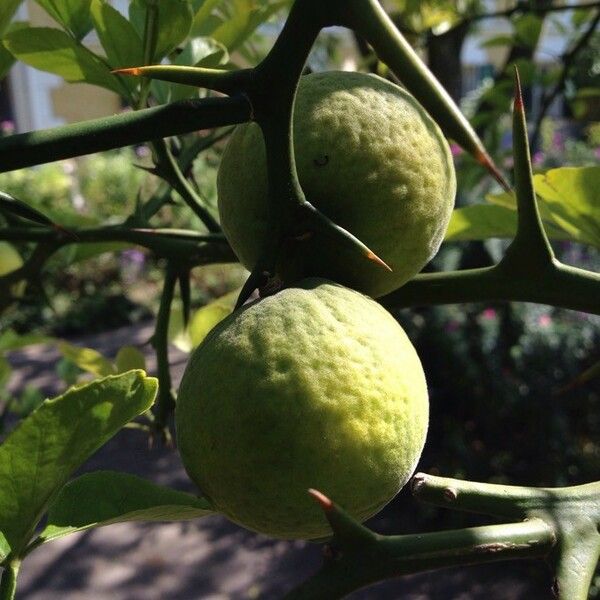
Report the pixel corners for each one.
[176,279,429,539]
[217,71,456,298]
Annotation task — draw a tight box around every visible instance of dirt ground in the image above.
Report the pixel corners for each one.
[5,322,555,599]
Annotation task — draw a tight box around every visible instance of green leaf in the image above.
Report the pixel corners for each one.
[445,205,519,242]
[191,0,223,36]
[90,0,144,69]
[57,341,115,378]
[129,0,194,61]
[0,371,157,557]
[34,0,93,40]
[0,330,52,352]
[480,34,514,49]
[0,21,27,80]
[188,289,238,348]
[211,0,289,51]
[3,27,122,93]
[151,36,229,103]
[40,470,213,543]
[0,355,11,388]
[115,346,146,373]
[533,167,600,248]
[514,14,543,48]
[0,0,25,35]
[450,167,600,247]
[0,530,10,563]
[169,289,238,352]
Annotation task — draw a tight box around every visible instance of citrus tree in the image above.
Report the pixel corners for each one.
[0,0,599,598]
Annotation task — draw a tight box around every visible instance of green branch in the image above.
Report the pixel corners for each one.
[379,261,600,315]
[152,139,221,233]
[0,227,232,261]
[152,263,177,438]
[0,96,251,173]
[0,561,19,600]
[285,486,556,599]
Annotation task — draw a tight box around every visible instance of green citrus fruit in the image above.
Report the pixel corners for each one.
[176,279,428,539]
[217,71,456,298]
[0,242,25,298]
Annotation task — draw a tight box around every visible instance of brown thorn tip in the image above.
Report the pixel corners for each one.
[475,149,512,193]
[513,67,524,113]
[367,250,393,272]
[112,67,143,76]
[308,489,333,511]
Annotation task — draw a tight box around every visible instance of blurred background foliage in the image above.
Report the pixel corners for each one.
[0,2,598,591]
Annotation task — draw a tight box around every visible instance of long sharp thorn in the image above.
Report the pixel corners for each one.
[366,250,393,272]
[308,488,333,511]
[475,149,511,192]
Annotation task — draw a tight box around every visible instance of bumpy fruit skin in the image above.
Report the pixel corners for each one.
[217,71,456,298]
[0,242,25,298]
[176,279,428,539]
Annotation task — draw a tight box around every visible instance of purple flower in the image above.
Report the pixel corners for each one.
[532,151,544,166]
[0,120,15,134]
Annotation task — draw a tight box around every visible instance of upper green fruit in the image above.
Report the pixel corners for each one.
[217,71,456,298]
[176,279,429,539]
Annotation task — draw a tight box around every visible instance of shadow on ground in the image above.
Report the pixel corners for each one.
[6,322,554,599]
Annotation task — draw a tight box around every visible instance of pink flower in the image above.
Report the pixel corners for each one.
[532,151,544,165]
[450,143,462,157]
[538,314,552,327]
[482,308,497,320]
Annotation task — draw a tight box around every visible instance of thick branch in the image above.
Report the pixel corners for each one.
[380,260,600,315]
[285,519,555,599]
[0,96,251,173]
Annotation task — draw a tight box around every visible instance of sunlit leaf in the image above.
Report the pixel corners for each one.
[0,330,52,352]
[40,470,213,543]
[168,289,239,353]
[91,0,144,70]
[34,0,93,40]
[129,0,194,61]
[451,167,600,248]
[533,167,600,248]
[0,0,24,35]
[115,346,146,373]
[0,371,157,557]
[57,341,115,378]
[3,27,122,93]
[0,21,27,80]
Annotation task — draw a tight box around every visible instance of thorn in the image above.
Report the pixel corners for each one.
[366,250,393,272]
[475,148,512,193]
[308,488,333,511]
[513,66,525,113]
[112,67,143,76]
